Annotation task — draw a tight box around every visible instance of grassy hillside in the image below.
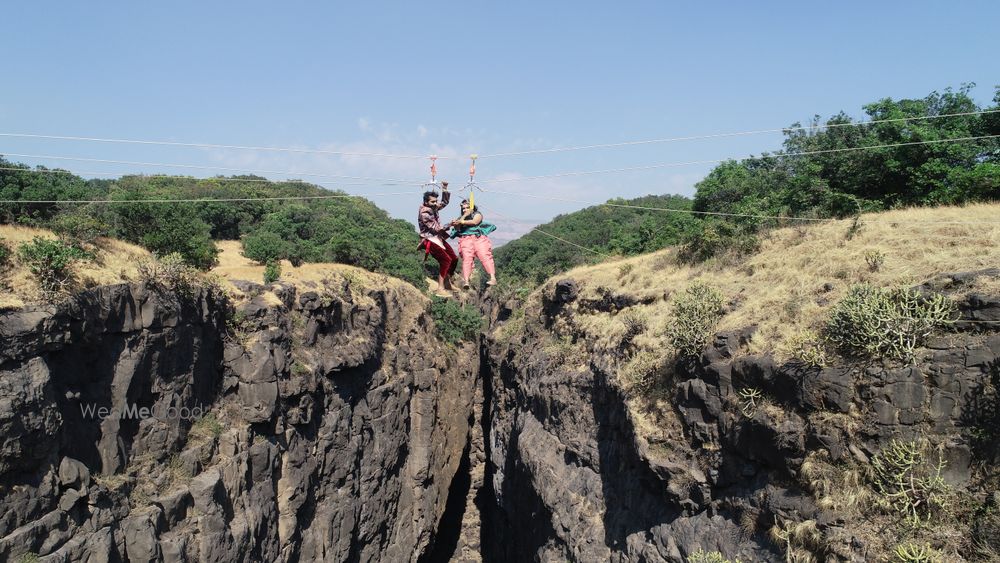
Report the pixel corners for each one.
[494,86,999,288]
[492,202,1000,562]
[0,165,427,286]
[500,202,1000,361]
[493,194,697,286]
[0,226,420,310]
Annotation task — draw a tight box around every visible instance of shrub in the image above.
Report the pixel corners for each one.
[785,329,828,368]
[677,221,759,265]
[49,211,109,247]
[738,387,763,417]
[664,282,724,358]
[0,239,11,266]
[242,231,287,265]
[826,284,954,361]
[263,260,281,284]
[618,351,664,393]
[430,296,482,344]
[137,252,199,294]
[687,550,742,563]
[892,542,942,563]
[189,412,224,441]
[111,202,219,269]
[17,237,92,295]
[618,309,648,353]
[870,439,949,526]
[864,249,886,272]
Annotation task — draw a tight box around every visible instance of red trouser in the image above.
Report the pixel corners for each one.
[423,239,458,279]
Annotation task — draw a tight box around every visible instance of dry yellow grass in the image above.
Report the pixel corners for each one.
[0,225,150,309]
[0,234,428,310]
[528,203,1000,361]
[210,240,423,301]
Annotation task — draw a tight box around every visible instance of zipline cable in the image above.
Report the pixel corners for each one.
[6,134,997,189]
[477,135,1000,184]
[476,109,1000,158]
[2,109,996,160]
[478,205,610,257]
[478,187,1000,225]
[0,166,406,187]
[0,135,436,159]
[0,153,424,185]
[0,190,422,204]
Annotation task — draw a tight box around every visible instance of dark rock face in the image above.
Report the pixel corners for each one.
[0,282,478,562]
[481,280,1000,562]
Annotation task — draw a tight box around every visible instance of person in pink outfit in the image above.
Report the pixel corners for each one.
[451,199,498,289]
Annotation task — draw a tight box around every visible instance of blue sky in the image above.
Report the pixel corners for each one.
[1,1,997,243]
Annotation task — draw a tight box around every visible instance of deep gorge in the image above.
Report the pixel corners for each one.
[2,271,999,562]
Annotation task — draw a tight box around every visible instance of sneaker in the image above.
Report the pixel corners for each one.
[486,278,498,286]
[434,289,452,299]
[462,281,471,290]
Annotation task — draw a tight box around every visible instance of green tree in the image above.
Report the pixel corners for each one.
[242,231,288,264]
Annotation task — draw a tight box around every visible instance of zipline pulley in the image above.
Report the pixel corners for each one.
[422,155,442,194]
[466,154,479,208]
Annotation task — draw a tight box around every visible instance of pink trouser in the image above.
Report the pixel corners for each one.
[458,235,496,281]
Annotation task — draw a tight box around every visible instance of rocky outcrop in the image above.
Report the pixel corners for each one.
[4,267,998,562]
[481,276,1000,562]
[0,279,478,562]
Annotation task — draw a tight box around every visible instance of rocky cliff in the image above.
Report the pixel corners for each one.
[3,265,1000,562]
[480,272,1000,562]
[0,277,478,562]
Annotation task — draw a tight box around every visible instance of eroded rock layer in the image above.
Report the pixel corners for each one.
[0,281,478,563]
[481,275,1000,562]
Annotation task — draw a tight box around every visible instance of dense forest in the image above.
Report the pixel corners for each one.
[0,171,427,286]
[495,85,1000,285]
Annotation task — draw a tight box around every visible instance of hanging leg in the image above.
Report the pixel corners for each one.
[474,236,497,285]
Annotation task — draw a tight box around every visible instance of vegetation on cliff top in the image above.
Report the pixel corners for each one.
[495,85,999,287]
[0,170,427,286]
[494,199,1000,562]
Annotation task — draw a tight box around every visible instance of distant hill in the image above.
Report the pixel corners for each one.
[0,162,427,286]
[493,194,698,286]
[495,85,999,288]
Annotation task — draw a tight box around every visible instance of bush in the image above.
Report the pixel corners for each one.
[49,211,109,247]
[0,239,11,266]
[189,412,224,441]
[677,221,759,265]
[617,351,663,393]
[826,284,954,361]
[664,282,725,358]
[864,249,886,272]
[618,309,648,354]
[17,237,92,294]
[110,202,219,269]
[136,252,199,294]
[785,329,828,368]
[687,550,743,563]
[430,296,482,344]
[242,231,287,265]
[870,439,949,526]
[892,542,942,563]
[263,260,281,284]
